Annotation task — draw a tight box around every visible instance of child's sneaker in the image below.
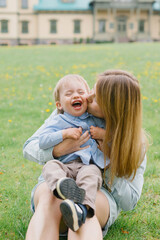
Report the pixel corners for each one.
[54,177,85,203]
[60,199,87,232]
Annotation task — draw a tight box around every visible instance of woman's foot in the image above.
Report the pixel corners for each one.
[60,199,87,232]
[54,177,85,203]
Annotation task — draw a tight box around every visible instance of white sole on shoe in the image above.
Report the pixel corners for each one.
[56,178,85,203]
[60,199,79,232]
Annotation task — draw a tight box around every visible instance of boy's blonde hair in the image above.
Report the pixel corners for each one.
[54,74,90,102]
[96,70,148,183]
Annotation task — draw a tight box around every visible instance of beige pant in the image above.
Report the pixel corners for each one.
[43,159,102,213]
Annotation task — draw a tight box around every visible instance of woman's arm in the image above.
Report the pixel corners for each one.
[53,130,90,158]
[108,155,147,211]
[23,130,90,164]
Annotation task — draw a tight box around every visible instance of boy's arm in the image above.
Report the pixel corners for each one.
[39,128,63,150]
[39,126,83,150]
[89,115,105,141]
[62,127,82,140]
[23,130,90,165]
[90,126,106,140]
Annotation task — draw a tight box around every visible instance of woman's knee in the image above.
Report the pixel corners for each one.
[34,182,61,213]
[95,190,110,228]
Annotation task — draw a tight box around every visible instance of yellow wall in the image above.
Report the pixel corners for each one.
[0,0,160,45]
[37,13,92,40]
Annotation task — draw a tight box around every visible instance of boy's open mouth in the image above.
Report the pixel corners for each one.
[72,100,82,109]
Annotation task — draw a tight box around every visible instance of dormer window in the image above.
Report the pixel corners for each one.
[61,0,75,3]
[22,0,28,9]
[0,0,6,7]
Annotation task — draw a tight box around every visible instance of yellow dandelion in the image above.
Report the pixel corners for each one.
[153,99,158,103]
[48,87,52,91]
[48,102,52,105]
[72,65,78,69]
[142,96,148,100]
[8,119,12,123]
[46,109,50,112]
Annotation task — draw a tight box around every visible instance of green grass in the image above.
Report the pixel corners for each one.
[0,43,160,239]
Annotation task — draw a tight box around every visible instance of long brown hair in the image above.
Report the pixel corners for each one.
[96,70,148,183]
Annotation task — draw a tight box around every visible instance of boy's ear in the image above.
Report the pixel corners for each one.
[56,101,63,111]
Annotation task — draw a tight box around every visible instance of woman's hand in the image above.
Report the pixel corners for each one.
[52,131,90,158]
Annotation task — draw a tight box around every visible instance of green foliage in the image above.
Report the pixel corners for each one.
[0,43,160,239]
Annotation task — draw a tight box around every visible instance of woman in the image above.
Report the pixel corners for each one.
[24,70,148,240]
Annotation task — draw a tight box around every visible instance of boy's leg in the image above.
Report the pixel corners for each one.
[43,160,68,192]
[76,164,102,216]
[43,160,85,202]
[59,164,102,232]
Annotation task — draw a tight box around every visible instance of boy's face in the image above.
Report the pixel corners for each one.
[56,79,88,117]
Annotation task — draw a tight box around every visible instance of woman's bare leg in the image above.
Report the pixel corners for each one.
[95,190,110,228]
[67,190,110,240]
[25,182,67,240]
[68,216,103,240]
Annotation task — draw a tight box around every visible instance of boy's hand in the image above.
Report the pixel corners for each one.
[53,131,90,158]
[90,126,105,140]
[62,127,82,140]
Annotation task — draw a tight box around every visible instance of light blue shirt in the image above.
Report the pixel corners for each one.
[23,110,147,212]
[39,112,109,169]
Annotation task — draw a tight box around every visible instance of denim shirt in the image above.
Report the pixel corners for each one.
[23,110,147,212]
[38,112,109,169]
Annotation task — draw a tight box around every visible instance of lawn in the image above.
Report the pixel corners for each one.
[0,42,160,240]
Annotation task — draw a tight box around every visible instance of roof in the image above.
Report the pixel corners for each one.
[153,1,160,11]
[34,0,92,11]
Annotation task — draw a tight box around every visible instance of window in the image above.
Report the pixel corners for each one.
[74,20,81,33]
[22,21,29,33]
[139,20,145,33]
[0,0,6,7]
[50,20,57,33]
[109,22,114,29]
[1,20,8,33]
[98,20,106,33]
[21,0,28,9]
[129,23,134,30]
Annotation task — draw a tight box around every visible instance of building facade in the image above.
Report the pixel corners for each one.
[0,0,160,45]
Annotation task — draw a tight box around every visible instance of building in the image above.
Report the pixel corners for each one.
[0,0,160,46]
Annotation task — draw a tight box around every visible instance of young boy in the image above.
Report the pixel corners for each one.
[39,74,108,231]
